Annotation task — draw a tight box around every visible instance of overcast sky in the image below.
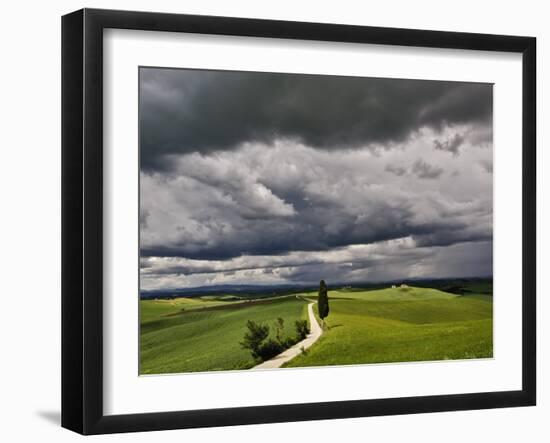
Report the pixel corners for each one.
[139,67,493,291]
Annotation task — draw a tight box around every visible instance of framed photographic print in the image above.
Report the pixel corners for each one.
[61,8,536,435]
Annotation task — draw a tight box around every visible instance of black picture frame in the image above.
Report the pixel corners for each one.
[61,8,536,435]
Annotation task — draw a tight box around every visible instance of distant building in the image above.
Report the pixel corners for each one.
[391,285,396,288]
[400,283,408,288]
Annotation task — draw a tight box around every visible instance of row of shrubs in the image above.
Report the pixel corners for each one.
[240,318,310,362]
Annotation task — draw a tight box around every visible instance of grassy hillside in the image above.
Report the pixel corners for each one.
[285,287,492,368]
[139,297,235,323]
[140,286,493,374]
[140,296,309,374]
[327,286,456,301]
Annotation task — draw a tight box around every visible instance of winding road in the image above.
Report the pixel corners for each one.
[252,302,323,370]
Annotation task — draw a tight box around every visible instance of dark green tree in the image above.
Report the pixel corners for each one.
[295,319,310,340]
[240,320,270,361]
[317,279,330,327]
[274,317,285,343]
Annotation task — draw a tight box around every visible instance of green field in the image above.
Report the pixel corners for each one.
[285,286,492,368]
[140,284,493,374]
[140,295,309,374]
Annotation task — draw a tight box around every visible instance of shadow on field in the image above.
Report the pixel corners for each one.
[161,296,296,317]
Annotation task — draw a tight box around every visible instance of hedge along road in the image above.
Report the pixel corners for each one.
[252,302,323,370]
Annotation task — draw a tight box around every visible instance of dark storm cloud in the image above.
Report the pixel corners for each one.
[140,239,493,289]
[140,68,492,171]
[140,255,327,277]
[140,204,440,260]
[412,160,444,179]
[140,212,481,261]
[433,133,465,155]
[139,68,494,289]
[413,228,492,248]
[385,164,407,176]
[140,143,492,263]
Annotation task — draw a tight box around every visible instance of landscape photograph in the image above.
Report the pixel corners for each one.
[139,67,493,375]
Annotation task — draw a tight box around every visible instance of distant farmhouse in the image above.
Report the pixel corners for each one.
[391,283,408,289]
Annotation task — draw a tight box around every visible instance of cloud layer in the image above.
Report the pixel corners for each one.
[140,68,492,171]
[139,68,493,290]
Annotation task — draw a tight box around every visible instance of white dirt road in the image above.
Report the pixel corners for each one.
[252,302,323,370]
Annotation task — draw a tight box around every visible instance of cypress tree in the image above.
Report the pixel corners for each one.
[318,279,330,327]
